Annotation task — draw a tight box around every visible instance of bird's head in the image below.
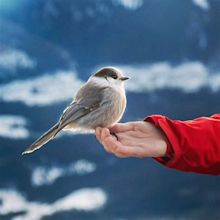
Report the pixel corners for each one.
[91,67,129,88]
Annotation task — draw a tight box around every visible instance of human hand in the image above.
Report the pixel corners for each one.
[95,121,167,158]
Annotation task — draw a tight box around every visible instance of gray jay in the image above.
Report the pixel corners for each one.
[22,67,129,154]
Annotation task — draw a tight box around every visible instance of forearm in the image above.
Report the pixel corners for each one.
[145,114,220,175]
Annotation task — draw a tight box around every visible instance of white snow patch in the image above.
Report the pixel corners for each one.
[116,62,220,93]
[192,0,210,11]
[0,49,36,72]
[53,188,106,211]
[0,70,83,106]
[0,188,107,220]
[115,0,143,10]
[1,62,219,108]
[31,159,96,187]
[69,159,97,175]
[31,167,64,187]
[0,115,29,139]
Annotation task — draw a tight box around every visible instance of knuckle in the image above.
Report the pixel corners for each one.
[133,152,141,158]
[132,151,140,157]
[115,152,126,158]
[103,144,111,153]
[133,124,139,131]
[104,148,111,153]
[115,147,127,156]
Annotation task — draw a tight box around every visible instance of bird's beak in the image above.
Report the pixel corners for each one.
[120,76,129,81]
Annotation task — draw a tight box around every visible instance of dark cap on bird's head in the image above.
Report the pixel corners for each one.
[94,67,129,81]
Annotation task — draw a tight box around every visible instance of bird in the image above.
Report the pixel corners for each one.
[22,67,129,154]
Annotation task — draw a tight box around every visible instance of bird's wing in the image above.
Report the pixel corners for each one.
[56,83,108,132]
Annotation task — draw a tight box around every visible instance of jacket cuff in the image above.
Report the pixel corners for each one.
[144,115,181,167]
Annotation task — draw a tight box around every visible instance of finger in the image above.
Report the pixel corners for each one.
[95,127,102,142]
[115,132,144,144]
[95,128,113,153]
[116,132,138,141]
[103,141,112,153]
[102,134,143,158]
[100,128,111,141]
[102,134,120,153]
[114,145,144,158]
[103,136,127,158]
[114,151,128,158]
[110,132,119,140]
[100,128,116,153]
[109,123,135,133]
[116,135,140,146]
[124,130,149,138]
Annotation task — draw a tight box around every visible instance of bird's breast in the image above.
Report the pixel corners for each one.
[95,88,126,127]
[76,87,126,130]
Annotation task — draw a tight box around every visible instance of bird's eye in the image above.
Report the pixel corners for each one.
[108,72,117,79]
[112,75,117,79]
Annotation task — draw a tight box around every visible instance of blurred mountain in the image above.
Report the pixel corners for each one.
[1,0,220,67]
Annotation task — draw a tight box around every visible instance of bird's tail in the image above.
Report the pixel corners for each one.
[22,122,60,155]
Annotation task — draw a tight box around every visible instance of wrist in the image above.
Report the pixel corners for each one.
[144,116,174,163]
[154,126,168,157]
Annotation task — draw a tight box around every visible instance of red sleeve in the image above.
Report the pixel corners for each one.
[144,114,220,175]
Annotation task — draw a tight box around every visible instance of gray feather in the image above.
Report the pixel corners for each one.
[22,122,59,154]
[55,83,107,132]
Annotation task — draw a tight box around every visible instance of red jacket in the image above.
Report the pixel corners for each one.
[145,114,220,175]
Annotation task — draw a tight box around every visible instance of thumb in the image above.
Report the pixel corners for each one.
[109,123,134,133]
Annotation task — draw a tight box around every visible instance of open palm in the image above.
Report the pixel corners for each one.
[95,121,167,158]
